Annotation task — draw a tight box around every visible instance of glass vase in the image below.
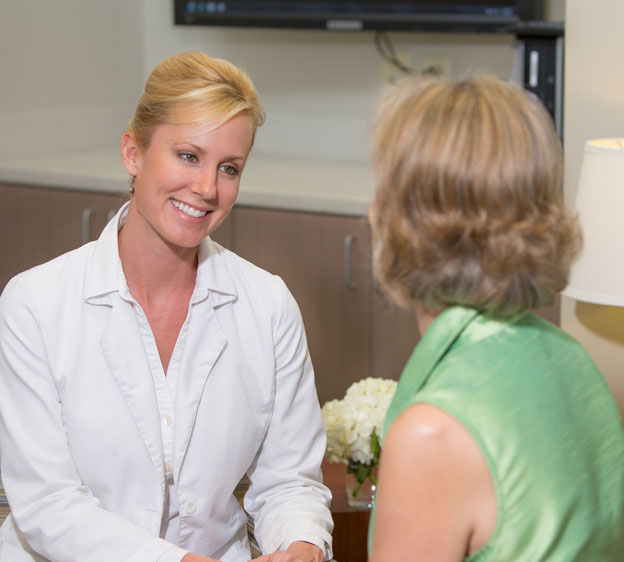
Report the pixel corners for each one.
[345,470,377,510]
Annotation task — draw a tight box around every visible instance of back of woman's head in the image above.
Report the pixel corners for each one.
[128,50,265,147]
[370,72,581,317]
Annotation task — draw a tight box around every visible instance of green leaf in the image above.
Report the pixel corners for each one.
[346,459,378,498]
[370,430,381,465]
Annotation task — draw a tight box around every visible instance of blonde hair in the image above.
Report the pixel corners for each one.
[128,51,265,147]
[370,72,581,317]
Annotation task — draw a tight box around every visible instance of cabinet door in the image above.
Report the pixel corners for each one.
[0,183,124,291]
[370,288,420,382]
[232,207,371,405]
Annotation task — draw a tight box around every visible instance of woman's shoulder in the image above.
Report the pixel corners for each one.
[1,243,94,302]
[373,402,497,559]
[203,238,292,299]
[388,402,470,449]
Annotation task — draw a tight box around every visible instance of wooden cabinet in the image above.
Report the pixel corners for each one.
[371,290,420,382]
[209,213,234,249]
[232,207,373,405]
[0,183,125,291]
[229,206,418,404]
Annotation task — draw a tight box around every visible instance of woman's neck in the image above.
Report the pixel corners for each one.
[416,303,442,336]
[117,208,198,307]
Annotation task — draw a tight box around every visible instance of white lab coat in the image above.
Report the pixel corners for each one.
[0,206,333,562]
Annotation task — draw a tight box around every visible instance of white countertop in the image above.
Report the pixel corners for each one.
[0,147,375,217]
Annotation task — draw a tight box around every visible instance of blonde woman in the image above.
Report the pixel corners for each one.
[0,51,332,562]
[367,73,624,560]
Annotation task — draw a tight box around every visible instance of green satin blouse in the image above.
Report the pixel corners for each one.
[369,306,624,560]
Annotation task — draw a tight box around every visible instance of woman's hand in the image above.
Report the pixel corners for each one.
[250,541,324,562]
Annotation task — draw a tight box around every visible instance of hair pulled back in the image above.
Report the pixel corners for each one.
[128,50,265,148]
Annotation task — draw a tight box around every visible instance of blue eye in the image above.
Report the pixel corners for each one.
[220,164,239,176]
[179,152,198,163]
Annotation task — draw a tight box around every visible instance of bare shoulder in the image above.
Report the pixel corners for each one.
[381,402,492,514]
[385,402,474,455]
[369,402,496,562]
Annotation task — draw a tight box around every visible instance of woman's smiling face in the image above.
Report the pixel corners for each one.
[121,111,253,251]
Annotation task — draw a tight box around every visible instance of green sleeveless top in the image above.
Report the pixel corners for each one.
[369,306,624,560]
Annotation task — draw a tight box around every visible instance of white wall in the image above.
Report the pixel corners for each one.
[562,0,624,415]
[143,0,539,164]
[0,0,144,157]
[0,0,563,163]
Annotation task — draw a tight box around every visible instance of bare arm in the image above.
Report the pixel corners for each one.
[369,403,496,562]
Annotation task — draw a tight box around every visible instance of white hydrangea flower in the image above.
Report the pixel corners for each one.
[320,399,349,463]
[321,377,397,466]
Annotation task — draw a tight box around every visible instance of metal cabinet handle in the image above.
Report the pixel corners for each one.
[344,235,357,291]
[82,208,95,245]
[373,275,381,293]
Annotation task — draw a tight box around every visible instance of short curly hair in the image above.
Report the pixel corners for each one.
[369,72,581,317]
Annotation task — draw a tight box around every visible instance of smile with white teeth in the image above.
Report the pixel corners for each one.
[171,199,208,218]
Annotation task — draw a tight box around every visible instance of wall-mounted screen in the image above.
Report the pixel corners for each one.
[174,1,544,33]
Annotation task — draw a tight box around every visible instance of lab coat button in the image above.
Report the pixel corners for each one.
[164,463,173,475]
[185,500,197,514]
[162,416,173,427]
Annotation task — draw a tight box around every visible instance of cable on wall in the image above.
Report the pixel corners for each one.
[374,31,450,78]
[374,31,413,74]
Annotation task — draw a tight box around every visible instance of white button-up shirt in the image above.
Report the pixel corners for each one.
[0,203,333,562]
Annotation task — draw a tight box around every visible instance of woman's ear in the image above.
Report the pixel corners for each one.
[120,132,140,177]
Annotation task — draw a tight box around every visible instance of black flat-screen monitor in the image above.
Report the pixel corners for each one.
[174,1,544,33]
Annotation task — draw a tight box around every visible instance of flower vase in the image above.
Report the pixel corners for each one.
[345,470,377,510]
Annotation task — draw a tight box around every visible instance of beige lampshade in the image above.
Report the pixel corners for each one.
[563,138,624,305]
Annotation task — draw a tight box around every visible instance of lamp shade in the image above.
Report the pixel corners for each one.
[563,138,624,305]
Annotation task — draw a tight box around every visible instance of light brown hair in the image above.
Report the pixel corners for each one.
[370,72,581,317]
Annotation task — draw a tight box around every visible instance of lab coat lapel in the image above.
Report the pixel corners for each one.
[174,298,228,470]
[173,239,234,469]
[100,300,166,493]
[84,204,165,489]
